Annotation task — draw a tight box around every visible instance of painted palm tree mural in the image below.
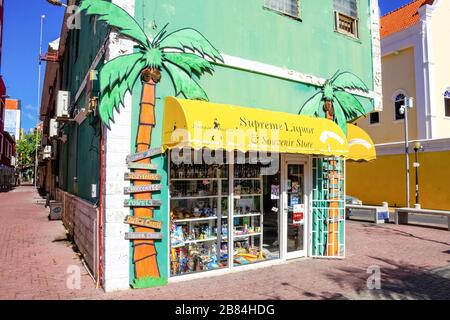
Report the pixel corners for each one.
[80,0,223,286]
[299,71,369,257]
[298,71,369,135]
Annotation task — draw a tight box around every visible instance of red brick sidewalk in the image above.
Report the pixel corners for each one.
[1,186,449,300]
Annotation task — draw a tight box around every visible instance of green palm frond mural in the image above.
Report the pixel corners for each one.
[79,0,223,287]
[298,71,369,136]
[80,0,223,128]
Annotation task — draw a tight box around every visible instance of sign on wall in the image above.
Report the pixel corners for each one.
[124,173,161,181]
[124,215,162,230]
[124,199,162,207]
[126,147,163,163]
[124,184,162,194]
[125,232,164,240]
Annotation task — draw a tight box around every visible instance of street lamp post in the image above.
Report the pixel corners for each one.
[413,142,424,207]
[35,14,45,187]
[399,97,414,209]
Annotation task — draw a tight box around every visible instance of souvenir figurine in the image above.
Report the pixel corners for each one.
[171,226,185,247]
[180,251,189,274]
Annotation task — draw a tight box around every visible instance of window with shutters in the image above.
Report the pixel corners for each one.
[264,0,300,19]
[334,0,359,38]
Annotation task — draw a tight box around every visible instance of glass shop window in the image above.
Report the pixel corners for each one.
[169,150,229,277]
[394,93,406,121]
[232,154,280,267]
[334,0,359,38]
[169,150,281,277]
[264,0,300,19]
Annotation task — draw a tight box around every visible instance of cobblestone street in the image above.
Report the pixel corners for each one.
[1,186,449,300]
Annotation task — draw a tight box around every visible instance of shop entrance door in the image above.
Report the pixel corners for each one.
[282,158,309,259]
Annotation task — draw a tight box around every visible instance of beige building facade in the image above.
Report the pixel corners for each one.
[356,0,450,143]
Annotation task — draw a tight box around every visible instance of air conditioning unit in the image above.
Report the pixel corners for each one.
[56,91,71,119]
[43,145,52,159]
[49,118,59,138]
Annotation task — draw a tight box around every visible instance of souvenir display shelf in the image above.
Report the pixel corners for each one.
[169,164,229,276]
[232,164,265,266]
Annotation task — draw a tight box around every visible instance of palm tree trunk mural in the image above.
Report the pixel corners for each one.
[324,101,339,256]
[80,0,223,285]
[299,71,369,257]
[133,71,159,278]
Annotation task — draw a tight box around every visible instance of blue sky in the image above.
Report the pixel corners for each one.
[1,0,413,131]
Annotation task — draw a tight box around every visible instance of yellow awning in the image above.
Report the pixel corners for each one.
[346,124,376,161]
[163,97,349,157]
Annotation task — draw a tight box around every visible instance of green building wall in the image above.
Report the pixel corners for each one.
[129,0,377,284]
[55,0,378,286]
[58,11,108,205]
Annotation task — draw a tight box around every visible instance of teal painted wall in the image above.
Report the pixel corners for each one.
[130,0,376,283]
[58,10,107,204]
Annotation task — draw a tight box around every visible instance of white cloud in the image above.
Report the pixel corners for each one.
[24,104,37,111]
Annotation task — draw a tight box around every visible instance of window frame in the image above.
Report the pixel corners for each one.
[263,0,302,21]
[334,0,359,39]
[393,91,407,122]
[444,89,450,118]
[369,111,380,125]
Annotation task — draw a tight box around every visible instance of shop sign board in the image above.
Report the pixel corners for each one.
[127,163,158,170]
[293,204,304,225]
[124,184,162,194]
[125,232,163,240]
[124,199,162,207]
[124,215,162,230]
[124,173,161,181]
[126,147,162,163]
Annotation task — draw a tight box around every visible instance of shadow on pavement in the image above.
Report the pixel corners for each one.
[360,223,450,246]
[311,256,450,300]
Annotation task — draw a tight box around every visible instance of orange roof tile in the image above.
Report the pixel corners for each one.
[381,0,434,39]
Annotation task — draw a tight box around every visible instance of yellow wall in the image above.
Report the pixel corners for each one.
[356,47,418,144]
[346,150,450,210]
[431,1,450,138]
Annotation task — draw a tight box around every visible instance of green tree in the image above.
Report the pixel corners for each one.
[80,0,223,286]
[16,132,39,170]
[298,71,369,136]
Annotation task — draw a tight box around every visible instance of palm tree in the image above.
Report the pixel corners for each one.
[298,71,369,136]
[299,71,369,257]
[80,0,223,285]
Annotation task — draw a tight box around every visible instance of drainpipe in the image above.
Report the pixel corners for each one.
[97,124,104,288]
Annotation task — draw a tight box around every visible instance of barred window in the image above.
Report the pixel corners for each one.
[334,0,359,38]
[264,0,300,18]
